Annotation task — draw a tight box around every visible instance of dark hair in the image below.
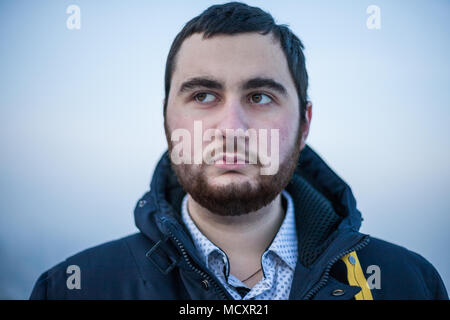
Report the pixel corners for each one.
[163,1,309,123]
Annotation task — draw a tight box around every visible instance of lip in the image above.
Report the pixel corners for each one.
[213,162,248,170]
[213,153,250,170]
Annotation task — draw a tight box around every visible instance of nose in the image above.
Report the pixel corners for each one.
[215,97,249,134]
[214,98,250,154]
[213,98,251,156]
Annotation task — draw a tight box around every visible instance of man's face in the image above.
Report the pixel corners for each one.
[165,32,302,216]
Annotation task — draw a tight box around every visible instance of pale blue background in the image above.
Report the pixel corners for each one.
[1,0,448,299]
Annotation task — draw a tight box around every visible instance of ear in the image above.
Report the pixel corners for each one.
[299,101,313,151]
[163,98,168,119]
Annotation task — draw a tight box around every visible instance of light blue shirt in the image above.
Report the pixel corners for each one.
[181,190,298,300]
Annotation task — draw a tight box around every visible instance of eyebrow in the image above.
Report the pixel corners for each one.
[242,77,287,96]
[177,76,288,97]
[178,76,223,95]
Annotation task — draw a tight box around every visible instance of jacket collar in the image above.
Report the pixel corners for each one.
[134,144,365,270]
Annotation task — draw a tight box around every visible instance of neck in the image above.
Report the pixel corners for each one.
[187,193,285,262]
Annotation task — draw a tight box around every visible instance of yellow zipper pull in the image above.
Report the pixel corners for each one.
[341,251,373,300]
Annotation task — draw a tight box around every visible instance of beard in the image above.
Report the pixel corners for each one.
[164,121,302,217]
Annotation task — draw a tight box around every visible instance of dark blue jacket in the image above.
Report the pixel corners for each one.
[30,146,448,300]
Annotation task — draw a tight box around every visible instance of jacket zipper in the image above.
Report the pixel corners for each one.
[165,216,369,300]
[302,235,371,300]
[167,229,231,300]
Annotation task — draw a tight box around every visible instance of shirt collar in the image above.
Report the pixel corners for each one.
[265,189,298,270]
[181,189,298,271]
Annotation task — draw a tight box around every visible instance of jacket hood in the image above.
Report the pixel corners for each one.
[134,144,363,267]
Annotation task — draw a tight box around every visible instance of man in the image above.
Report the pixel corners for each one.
[30,2,447,300]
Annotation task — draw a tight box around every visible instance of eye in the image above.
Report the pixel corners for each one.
[194,92,216,103]
[249,93,272,105]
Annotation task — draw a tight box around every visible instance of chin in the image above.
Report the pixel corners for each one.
[209,173,256,188]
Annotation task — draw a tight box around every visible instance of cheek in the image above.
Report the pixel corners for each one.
[277,128,293,161]
[166,107,196,136]
[268,113,299,159]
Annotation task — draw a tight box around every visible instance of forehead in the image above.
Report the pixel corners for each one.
[172,32,294,90]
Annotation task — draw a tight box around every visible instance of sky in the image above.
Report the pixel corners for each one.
[0,0,449,298]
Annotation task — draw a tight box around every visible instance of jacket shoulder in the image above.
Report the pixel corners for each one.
[356,237,448,300]
[29,233,155,299]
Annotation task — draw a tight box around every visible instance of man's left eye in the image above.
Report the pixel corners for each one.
[250,93,272,105]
